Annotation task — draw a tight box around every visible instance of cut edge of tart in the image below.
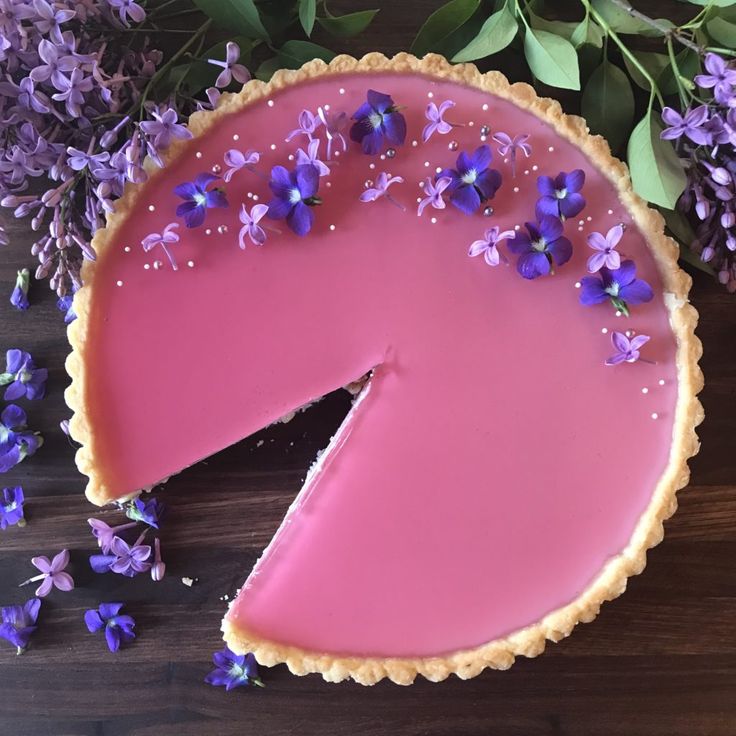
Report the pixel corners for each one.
[65,52,704,686]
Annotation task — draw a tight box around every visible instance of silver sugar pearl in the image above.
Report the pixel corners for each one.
[483,206,494,217]
[153,260,163,270]
[211,164,222,174]
[217,224,228,234]
[386,148,396,159]
[448,140,459,151]
[364,179,374,189]
[480,124,491,136]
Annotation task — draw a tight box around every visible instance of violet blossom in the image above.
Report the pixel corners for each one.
[438,145,502,215]
[174,174,228,229]
[492,132,532,177]
[0,404,43,473]
[422,100,457,143]
[1,486,25,530]
[19,549,74,597]
[507,216,573,279]
[0,349,48,401]
[360,172,404,209]
[579,260,654,315]
[84,602,136,652]
[223,149,260,183]
[125,497,165,529]
[417,176,451,216]
[205,646,263,689]
[350,90,407,155]
[587,224,624,273]
[317,106,347,158]
[141,222,180,270]
[605,331,651,366]
[0,598,41,654]
[267,164,321,236]
[57,290,77,323]
[468,227,516,267]
[286,109,321,143]
[535,169,586,220]
[295,139,330,177]
[208,42,250,88]
[88,518,138,554]
[11,268,30,310]
[238,203,269,248]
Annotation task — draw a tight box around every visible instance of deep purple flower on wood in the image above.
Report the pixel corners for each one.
[695,53,736,105]
[605,331,651,366]
[238,203,269,248]
[507,216,573,279]
[492,132,531,177]
[89,554,116,573]
[535,169,586,220]
[587,224,624,273]
[151,538,165,582]
[51,67,93,118]
[350,90,407,155]
[417,176,451,216]
[109,533,152,577]
[140,108,191,149]
[88,518,138,554]
[1,486,25,529]
[126,497,165,529]
[267,164,321,236]
[422,100,456,143]
[295,139,330,177]
[0,598,40,653]
[107,0,146,26]
[317,106,347,158]
[0,349,47,401]
[33,0,76,44]
[205,646,263,690]
[174,174,228,228]
[11,268,30,311]
[141,222,180,269]
[223,149,260,183]
[29,39,76,88]
[57,291,77,324]
[439,145,502,215]
[468,227,516,267]
[286,109,321,143]
[20,550,74,597]
[360,172,404,210]
[208,42,250,89]
[661,106,710,146]
[84,603,135,652]
[0,404,43,473]
[579,260,654,316]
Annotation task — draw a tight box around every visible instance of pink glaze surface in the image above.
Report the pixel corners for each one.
[82,72,679,657]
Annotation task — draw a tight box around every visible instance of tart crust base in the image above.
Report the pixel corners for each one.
[65,53,704,685]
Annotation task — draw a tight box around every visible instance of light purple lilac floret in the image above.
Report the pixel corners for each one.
[605,331,651,366]
[19,549,74,597]
[468,226,515,267]
[587,224,624,273]
[422,100,456,143]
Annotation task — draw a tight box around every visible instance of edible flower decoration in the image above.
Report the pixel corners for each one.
[438,145,502,215]
[0,404,43,473]
[205,646,263,690]
[317,106,348,158]
[295,139,330,177]
[0,349,48,401]
[507,216,572,279]
[360,172,405,210]
[350,90,407,155]
[239,203,269,248]
[88,518,138,554]
[417,176,451,216]
[422,100,459,143]
[579,260,654,316]
[207,41,250,89]
[535,169,586,220]
[174,173,228,228]
[267,164,321,236]
[587,224,624,273]
[1,486,25,529]
[492,132,532,177]
[141,222,180,270]
[11,268,30,311]
[84,602,136,653]
[468,227,516,267]
[605,331,652,366]
[19,549,74,597]
[93,532,152,577]
[286,109,321,143]
[223,149,260,183]
[57,286,77,324]
[0,598,41,654]
[125,497,165,529]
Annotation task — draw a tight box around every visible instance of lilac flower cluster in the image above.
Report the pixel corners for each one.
[0,1,247,298]
[661,53,736,291]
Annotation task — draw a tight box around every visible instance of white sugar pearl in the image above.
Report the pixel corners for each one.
[586,216,592,222]
[642,387,649,394]
[577,226,584,232]
[116,280,123,286]
[607,209,614,215]
[601,327,608,334]
[205,228,212,235]
[416,197,422,203]
[334,150,341,157]
[329,224,336,231]
[548,146,554,152]
[324,104,330,111]
[288,154,294,161]
[233,134,239,141]
[615,310,622,317]
[124,246,131,253]
[430,217,437,224]
[651,413,658,420]
[524,170,530,175]
[658,379,665,386]
[482,103,489,111]
[187,260,194,268]
[252,194,259,201]
[148,204,155,212]
[270,143,276,150]
[514,224,521,231]
[267,99,274,107]
[468,121,474,127]
[424,161,430,167]
[435,166,442,174]
[574,282,581,289]
[532,164,538,171]
[427,91,434,98]
[153,260,162,270]
[625,330,633,337]
[339,88,345,95]
[513,186,519,193]
[326,181,332,188]
[195,151,202,159]
[412,140,418,147]
[144,263,150,270]
[369,163,376,170]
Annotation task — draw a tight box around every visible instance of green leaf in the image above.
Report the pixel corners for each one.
[591,0,673,35]
[622,51,669,91]
[707,16,736,46]
[0,373,12,386]
[299,0,316,36]
[528,10,578,41]
[523,28,580,90]
[411,0,480,57]
[255,56,282,82]
[627,113,687,209]
[581,60,634,153]
[570,15,604,48]
[278,40,336,68]
[677,0,736,6]
[452,7,518,62]
[317,9,379,38]
[192,0,270,42]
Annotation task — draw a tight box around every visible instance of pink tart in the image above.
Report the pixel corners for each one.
[65,54,703,685]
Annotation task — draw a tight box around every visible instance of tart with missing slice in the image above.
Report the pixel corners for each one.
[65,53,703,685]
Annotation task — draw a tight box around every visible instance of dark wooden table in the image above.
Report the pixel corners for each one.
[1,2,735,734]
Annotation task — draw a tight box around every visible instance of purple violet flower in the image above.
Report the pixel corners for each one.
[140,108,192,149]
[1,486,25,529]
[238,203,269,248]
[438,145,502,215]
[0,349,48,401]
[19,550,74,597]
[579,260,654,316]
[205,646,263,690]
[107,0,146,26]
[208,42,250,89]
[350,90,407,155]
[295,139,330,177]
[84,602,136,652]
[468,227,516,267]
[141,222,180,269]
[317,106,347,158]
[587,224,624,273]
[492,132,531,178]
[125,497,165,529]
[0,598,41,654]
[223,149,260,183]
[422,100,456,143]
[174,174,228,228]
[87,518,138,554]
[11,268,30,311]
[267,164,321,236]
[661,106,711,146]
[535,169,586,220]
[360,172,404,210]
[417,176,451,216]
[286,109,321,143]
[507,216,573,279]
[695,53,736,105]
[57,290,77,324]
[605,331,651,366]
[151,538,165,582]
[0,404,43,473]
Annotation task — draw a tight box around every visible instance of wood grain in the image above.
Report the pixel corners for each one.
[1,2,735,734]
